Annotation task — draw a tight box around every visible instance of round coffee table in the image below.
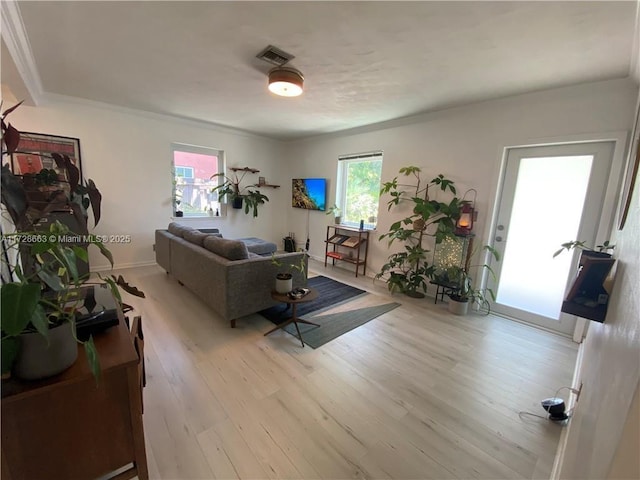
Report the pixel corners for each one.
[265,288,320,347]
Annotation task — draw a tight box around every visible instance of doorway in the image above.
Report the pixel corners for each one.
[489,142,615,335]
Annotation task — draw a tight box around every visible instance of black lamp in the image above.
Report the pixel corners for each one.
[456,189,477,235]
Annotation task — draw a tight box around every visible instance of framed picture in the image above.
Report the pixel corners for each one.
[258,176,266,186]
[11,132,82,182]
[618,94,640,230]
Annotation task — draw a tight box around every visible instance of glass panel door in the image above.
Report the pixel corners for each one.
[489,142,614,334]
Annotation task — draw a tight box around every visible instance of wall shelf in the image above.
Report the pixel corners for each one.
[229,167,259,173]
[253,184,280,188]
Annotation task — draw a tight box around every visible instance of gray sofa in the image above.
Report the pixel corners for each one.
[155,223,306,327]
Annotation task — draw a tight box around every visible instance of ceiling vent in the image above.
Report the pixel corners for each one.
[256,45,294,66]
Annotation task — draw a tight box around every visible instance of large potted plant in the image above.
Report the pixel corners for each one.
[1,102,144,380]
[210,168,269,217]
[375,166,462,298]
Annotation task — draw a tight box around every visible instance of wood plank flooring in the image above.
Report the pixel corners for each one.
[118,260,578,479]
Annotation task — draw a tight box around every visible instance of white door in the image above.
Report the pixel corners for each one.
[489,142,614,335]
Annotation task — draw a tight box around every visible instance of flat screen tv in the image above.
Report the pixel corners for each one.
[292,178,326,211]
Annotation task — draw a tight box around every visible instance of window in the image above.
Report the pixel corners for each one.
[336,151,383,228]
[172,144,224,217]
[174,166,194,179]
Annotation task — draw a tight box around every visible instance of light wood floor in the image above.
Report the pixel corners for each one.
[119,260,578,480]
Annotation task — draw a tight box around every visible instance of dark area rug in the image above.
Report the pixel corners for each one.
[259,275,366,322]
[259,276,400,348]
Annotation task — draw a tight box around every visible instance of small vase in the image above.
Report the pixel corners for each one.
[275,273,293,294]
[14,322,78,380]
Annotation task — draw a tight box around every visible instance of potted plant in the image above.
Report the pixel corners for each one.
[375,166,462,298]
[326,204,342,224]
[210,169,269,217]
[271,253,308,293]
[444,244,500,315]
[1,101,144,380]
[553,240,615,265]
[1,221,144,380]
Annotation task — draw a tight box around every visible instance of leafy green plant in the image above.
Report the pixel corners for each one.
[442,244,500,314]
[1,221,144,379]
[375,166,463,297]
[271,252,307,278]
[1,101,144,379]
[210,169,269,218]
[553,240,615,258]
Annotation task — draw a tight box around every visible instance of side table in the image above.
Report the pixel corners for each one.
[266,288,320,347]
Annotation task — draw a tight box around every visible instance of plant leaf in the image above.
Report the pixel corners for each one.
[1,337,20,375]
[84,336,101,382]
[1,282,41,335]
[86,179,102,227]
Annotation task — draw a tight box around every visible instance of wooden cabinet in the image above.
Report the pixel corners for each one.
[324,225,370,277]
[1,306,148,480]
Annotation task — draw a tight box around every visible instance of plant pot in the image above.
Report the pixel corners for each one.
[13,322,78,380]
[334,216,341,225]
[579,250,612,267]
[175,210,183,217]
[448,297,469,315]
[275,273,293,294]
[232,196,244,209]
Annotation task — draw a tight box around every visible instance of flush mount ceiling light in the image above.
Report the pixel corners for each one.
[256,45,304,97]
[268,66,304,97]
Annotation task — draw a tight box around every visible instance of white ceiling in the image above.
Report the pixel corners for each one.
[2,1,638,140]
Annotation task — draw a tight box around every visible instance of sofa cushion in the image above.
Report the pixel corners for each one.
[167,222,185,236]
[183,230,209,246]
[168,222,195,238]
[198,228,221,235]
[203,236,249,260]
[238,237,277,256]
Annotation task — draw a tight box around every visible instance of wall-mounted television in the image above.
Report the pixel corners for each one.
[292,178,326,211]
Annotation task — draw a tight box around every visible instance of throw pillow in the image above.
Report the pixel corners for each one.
[203,236,249,261]
[183,230,209,246]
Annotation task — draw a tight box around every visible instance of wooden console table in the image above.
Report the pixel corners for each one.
[1,307,148,479]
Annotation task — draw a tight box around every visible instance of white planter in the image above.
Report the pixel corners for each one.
[14,322,78,380]
[275,274,293,294]
[448,298,469,316]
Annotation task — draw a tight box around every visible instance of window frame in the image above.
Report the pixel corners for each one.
[336,151,383,230]
[171,143,225,218]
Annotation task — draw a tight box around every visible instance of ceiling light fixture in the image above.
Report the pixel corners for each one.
[268,66,304,97]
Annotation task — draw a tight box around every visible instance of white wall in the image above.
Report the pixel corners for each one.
[8,98,287,269]
[285,79,637,278]
[558,86,640,479]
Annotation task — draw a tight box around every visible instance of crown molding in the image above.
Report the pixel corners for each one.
[39,92,282,143]
[1,0,43,104]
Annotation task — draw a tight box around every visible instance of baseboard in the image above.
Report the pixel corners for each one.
[550,339,586,479]
[90,260,158,273]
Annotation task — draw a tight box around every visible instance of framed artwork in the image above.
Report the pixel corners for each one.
[11,132,82,182]
[618,95,640,230]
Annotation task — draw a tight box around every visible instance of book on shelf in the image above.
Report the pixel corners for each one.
[328,234,349,244]
[326,251,344,259]
[341,236,361,248]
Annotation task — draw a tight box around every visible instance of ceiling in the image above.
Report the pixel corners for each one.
[2,1,638,141]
